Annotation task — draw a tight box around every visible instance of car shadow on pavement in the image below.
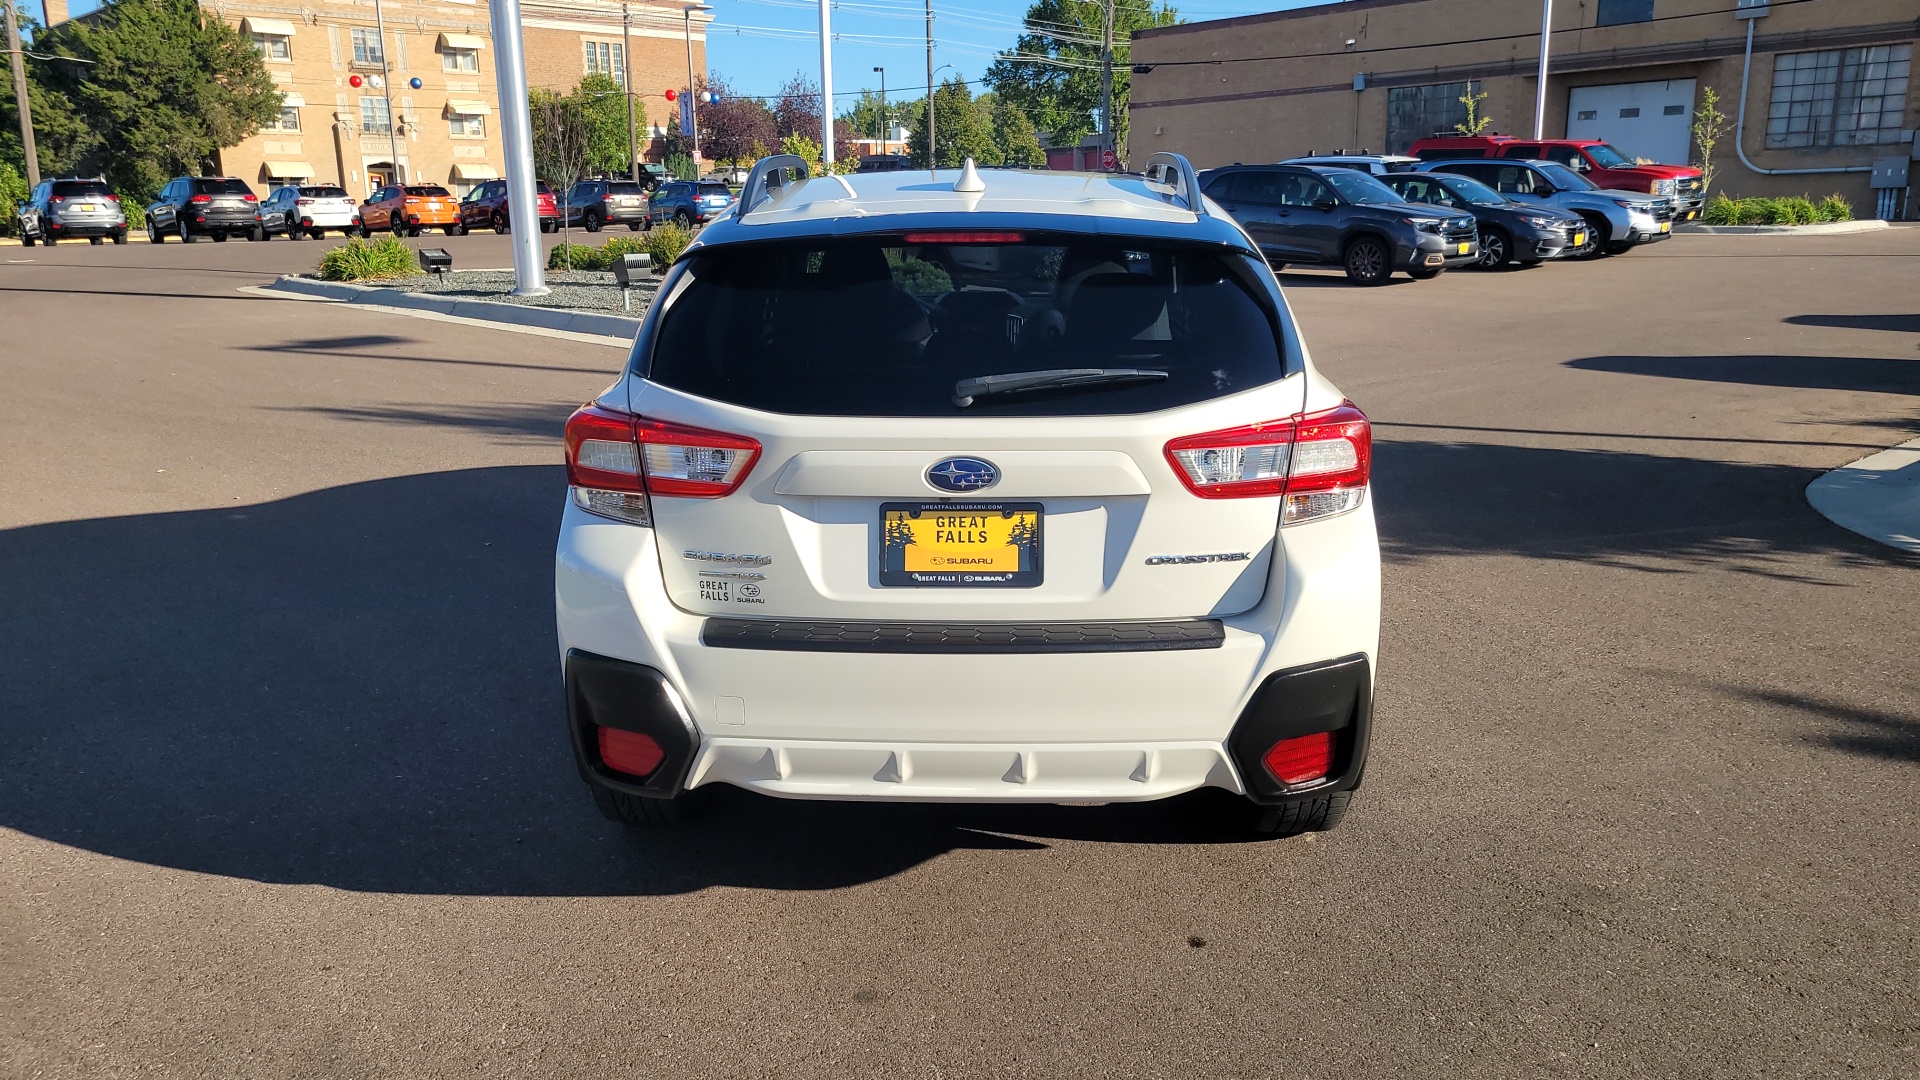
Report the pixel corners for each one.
[1567,353,1920,395]
[1782,314,1920,335]
[0,466,1263,899]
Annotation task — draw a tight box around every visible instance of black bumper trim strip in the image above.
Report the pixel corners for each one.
[700,617,1226,653]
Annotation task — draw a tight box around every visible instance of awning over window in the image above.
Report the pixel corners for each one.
[279,93,306,108]
[444,100,492,117]
[451,164,500,181]
[438,33,486,51]
[263,161,315,179]
[242,17,298,36]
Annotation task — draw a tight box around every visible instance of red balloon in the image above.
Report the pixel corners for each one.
[349,74,363,88]
[664,88,677,101]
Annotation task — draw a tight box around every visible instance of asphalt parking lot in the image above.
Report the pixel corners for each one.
[2,227,1917,1078]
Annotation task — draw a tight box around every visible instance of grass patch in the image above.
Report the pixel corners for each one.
[317,236,421,281]
[1702,192,1852,226]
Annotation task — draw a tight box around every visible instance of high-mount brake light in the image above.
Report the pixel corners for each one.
[563,404,760,525]
[901,231,1026,244]
[1163,402,1371,524]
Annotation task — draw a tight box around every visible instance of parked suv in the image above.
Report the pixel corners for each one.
[146,176,263,243]
[458,178,559,233]
[1283,154,1420,177]
[14,178,128,246]
[1199,163,1478,284]
[357,184,460,237]
[260,184,359,239]
[1407,135,1706,220]
[647,180,736,227]
[1413,159,1672,257]
[1380,172,1586,269]
[557,154,1380,835]
[564,179,652,232]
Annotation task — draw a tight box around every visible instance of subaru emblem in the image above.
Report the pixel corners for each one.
[926,457,999,493]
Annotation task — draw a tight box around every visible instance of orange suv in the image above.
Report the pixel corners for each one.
[357,184,464,237]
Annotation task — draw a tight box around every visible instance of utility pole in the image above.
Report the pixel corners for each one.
[924,0,933,169]
[818,0,832,167]
[623,2,637,182]
[683,4,711,163]
[4,0,39,188]
[1100,0,1114,169]
[1532,0,1552,139]
[873,66,884,154]
[373,0,402,181]
[488,0,546,295]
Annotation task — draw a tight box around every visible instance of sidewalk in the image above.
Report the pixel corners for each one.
[1807,437,1920,555]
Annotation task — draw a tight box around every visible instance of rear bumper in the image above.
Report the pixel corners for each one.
[555,495,1380,803]
[187,215,261,233]
[1402,235,1478,270]
[292,211,358,228]
[45,218,126,237]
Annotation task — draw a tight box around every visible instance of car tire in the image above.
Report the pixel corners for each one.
[20,234,33,247]
[591,785,713,828]
[113,231,127,245]
[627,223,642,231]
[583,209,602,233]
[1476,226,1512,269]
[287,216,302,239]
[446,223,464,236]
[1248,791,1352,837]
[1342,236,1390,286]
[248,226,264,241]
[90,236,102,246]
[43,233,56,245]
[180,222,196,243]
[1569,214,1608,260]
[674,209,693,229]
[541,221,556,234]
[146,222,160,244]
[212,233,227,242]
[493,212,509,234]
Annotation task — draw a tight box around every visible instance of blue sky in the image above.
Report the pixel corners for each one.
[705,0,1332,107]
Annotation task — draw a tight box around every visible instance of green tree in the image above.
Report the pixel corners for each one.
[1691,85,1727,193]
[41,0,280,205]
[0,11,94,180]
[574,72,633,177]
[1453,82,1493,136]
[991,102,1046,166]
[907,76,994,168]
[529,87,589,264]
[985,0,1180,164]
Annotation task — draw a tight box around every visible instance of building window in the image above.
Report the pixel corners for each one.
[1595,0,1655,27]
[253,33,291,61]
[1619,107,1640,118]
[583,40,625,84]
[1387,82,1468,155]
[1663,104,1685,115]
[442,47,479,72]
[360,97,393,135]
[449,113,485,137]
[270,106,301,132]
[1576,109,1598,120]
[351,27,385,67]
[1767,44,1911,149]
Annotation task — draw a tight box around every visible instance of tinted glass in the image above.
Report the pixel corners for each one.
[1435,174,1508,206]
[1386,177,1461,207]
[1319,170,1400,205]
[696,183,732,197]
[1537,145,1584,166]
[606,182,644,195]
[406,186,451,196]
[195,178,253,195]
[646,237,1287,418]
[535,181,553,194]
[304,186,350,198]
[1499,144,1541,158]
[52,181,113,197]
[1538,163,1595,190]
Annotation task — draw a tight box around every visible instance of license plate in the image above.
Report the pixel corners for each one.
[880,502,1042,587]
[1572,231,1587,247]
[77,203,99,212]
[1457,242,1470,255]
[1659,221,1670,232]
[1686,210,1698,220]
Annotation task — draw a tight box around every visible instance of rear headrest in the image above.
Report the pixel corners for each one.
[1067,273,1167,341]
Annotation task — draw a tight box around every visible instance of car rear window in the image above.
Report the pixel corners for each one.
[696,183,732,197]
[51,181,112,197]
[406,186,451,197]
[606,182,645,195]
[645,236,1288,417]
[194,178,253,195]
[303,186,350,198]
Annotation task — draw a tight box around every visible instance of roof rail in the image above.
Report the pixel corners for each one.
[733,153,811,219]
[1145,151,1206,218]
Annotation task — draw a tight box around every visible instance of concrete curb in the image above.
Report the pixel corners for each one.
[1806,437,1920,556]
[264,275,642,339]
[1677,220,1892,236]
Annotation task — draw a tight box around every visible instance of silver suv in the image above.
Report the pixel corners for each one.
[15,178,129,246]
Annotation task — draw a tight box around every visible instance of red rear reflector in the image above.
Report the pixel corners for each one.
[597,726,665,778]
[901,231,1026,244]
[1264,731,1334,785]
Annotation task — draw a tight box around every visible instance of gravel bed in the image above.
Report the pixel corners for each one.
[376,269,663,315]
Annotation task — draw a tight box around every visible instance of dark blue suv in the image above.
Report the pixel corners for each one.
[647,180,736,228]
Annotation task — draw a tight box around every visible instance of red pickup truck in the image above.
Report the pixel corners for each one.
[1407,135,1706,220]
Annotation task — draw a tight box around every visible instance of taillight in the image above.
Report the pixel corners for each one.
[243,193,258,202]
[189,194,211,204]
[296,198,314,205]
[1264,731,1333,785]
[106,194,120,202]
[1164,402,1371,524]
[563,403,760,525]
[597,726,664,778]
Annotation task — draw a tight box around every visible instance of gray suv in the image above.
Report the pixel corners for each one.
[563,179,652,232]
[146,176,264,243]
[15,178,129,246]
[1200,164,1479,285]
[1413,159,1672,258]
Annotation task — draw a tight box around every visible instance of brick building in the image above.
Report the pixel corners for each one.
[39,0,707,198]
[1131,0,1917,214]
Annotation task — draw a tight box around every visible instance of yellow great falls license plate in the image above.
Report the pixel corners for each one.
[1571,231,1587,247]
[1457,242,1471,255]
[880,502,1042,587]
[1660,221,1670,232]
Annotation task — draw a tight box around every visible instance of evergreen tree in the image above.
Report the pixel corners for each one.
[0,12,94,179]
[991,102,1046,167]
[985,0,1180,162]
[907,77,994,168]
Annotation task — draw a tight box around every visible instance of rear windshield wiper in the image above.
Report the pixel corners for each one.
[953,368,1168,407]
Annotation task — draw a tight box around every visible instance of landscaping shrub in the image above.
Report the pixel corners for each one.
[1701,193,1738,225]
[639,223,693,267]
[547,241,607,271]
[1704,192,1853,226]
[1816,194,1852,222]
[317,236,419,281]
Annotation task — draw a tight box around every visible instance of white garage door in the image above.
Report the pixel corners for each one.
[1566,79,1697,165]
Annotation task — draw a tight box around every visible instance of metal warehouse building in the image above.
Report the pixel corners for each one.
[1130,0,1917,215]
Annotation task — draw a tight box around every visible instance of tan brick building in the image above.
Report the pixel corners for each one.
[1131,0,1917,214]
[41,0,707,198]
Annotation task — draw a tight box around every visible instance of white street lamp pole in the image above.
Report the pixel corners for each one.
[683,4,711,163]
[1533,0,1553,140]
[373,0,403,181]
[489,0,547,295]
[819,0,833,167]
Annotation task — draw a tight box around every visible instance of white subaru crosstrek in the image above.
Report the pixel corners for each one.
[556,154,1381,835]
